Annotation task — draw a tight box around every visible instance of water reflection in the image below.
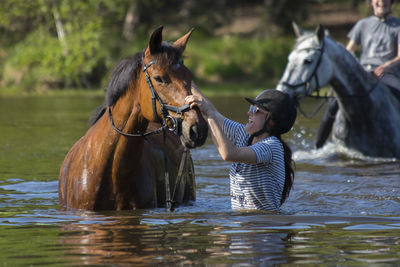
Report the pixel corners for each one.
[54,211,400,265]
[57,212,295,265]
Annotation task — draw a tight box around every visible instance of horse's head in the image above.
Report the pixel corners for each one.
[139,26,208,148]
[276,23,334,103]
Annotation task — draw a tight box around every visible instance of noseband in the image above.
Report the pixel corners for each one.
[108,59,190,137]
[279,40,325,98]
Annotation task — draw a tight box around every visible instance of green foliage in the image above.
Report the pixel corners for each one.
[7,22,110,89]
[0,0,312,92]
[0,0,129,90]
[186,36,292,85]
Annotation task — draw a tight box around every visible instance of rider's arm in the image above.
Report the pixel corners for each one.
[346,39,358,55]
[373,44,400,77]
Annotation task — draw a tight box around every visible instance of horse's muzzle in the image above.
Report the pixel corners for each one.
[180,110,208,148]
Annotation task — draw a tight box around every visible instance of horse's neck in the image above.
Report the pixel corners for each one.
[96,81,148,154]
[327,38,375,97]
[111,83,148,137]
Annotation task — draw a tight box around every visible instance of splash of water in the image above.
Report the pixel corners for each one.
[293,142,399,166]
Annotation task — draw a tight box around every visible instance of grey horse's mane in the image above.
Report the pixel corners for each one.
[293,32,317,49]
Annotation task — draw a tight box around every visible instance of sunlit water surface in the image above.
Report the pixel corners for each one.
[0,95,399,266]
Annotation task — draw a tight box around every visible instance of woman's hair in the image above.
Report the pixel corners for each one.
[276,135,295,205]
[247,120,295,206]
[267,115,295,205]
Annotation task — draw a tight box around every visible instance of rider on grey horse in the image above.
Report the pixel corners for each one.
[315,0,400,148]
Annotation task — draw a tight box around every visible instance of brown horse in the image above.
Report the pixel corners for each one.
[59,26,208,211]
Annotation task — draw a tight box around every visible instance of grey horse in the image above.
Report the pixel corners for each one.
[276,23,400,159]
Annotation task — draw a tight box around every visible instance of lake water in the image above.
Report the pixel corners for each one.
[0,95,399,266]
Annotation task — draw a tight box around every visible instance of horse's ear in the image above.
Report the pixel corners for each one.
[173,28,194,53]
[316,24,325,43]
[292,21,304,37]
[147,25,163,55]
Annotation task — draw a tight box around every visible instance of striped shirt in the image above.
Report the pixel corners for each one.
[223,118,285,211]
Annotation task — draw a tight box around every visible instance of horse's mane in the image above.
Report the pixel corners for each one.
[105,52,143,107]
[89,42,182,126]
[293,32,316,49]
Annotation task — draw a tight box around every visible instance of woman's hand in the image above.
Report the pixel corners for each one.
[185,95,199,109]
[185,83,216,118]
[185,95,211,117]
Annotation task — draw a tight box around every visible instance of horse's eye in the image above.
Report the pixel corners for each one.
[154,76,164,83]
[304,58,313,64]
[153,76,171,84]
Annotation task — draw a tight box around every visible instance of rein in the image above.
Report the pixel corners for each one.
[166,147,191,211]
[296,97,329,119]
[108,58,192,211]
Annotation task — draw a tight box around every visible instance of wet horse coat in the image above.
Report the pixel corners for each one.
[277,24,400,158]
[59,27,208,210]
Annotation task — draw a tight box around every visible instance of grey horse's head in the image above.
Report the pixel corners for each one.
[276,23,334,102]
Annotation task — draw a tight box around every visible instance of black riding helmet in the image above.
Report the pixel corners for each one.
[245,89,297,135]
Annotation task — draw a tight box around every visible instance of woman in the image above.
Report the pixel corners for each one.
[186,85,297,211]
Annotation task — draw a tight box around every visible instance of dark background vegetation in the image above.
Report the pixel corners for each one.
[0,0,396,94]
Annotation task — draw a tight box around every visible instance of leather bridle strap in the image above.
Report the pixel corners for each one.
[108,59,190,137]
[143,60,190,136]
[108,107,166,137]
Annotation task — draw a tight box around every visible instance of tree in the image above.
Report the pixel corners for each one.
[264,0,314,34]
[0,0,131,89]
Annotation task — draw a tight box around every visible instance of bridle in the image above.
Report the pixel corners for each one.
[278,40,331,118]
[279,40,326,98]
[108,57,192,211]
[108,59,191,137]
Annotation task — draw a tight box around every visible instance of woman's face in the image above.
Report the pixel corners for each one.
[244,105,269,135]
[371,0,392,18]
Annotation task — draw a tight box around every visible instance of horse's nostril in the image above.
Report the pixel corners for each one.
[189,125,198,141]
